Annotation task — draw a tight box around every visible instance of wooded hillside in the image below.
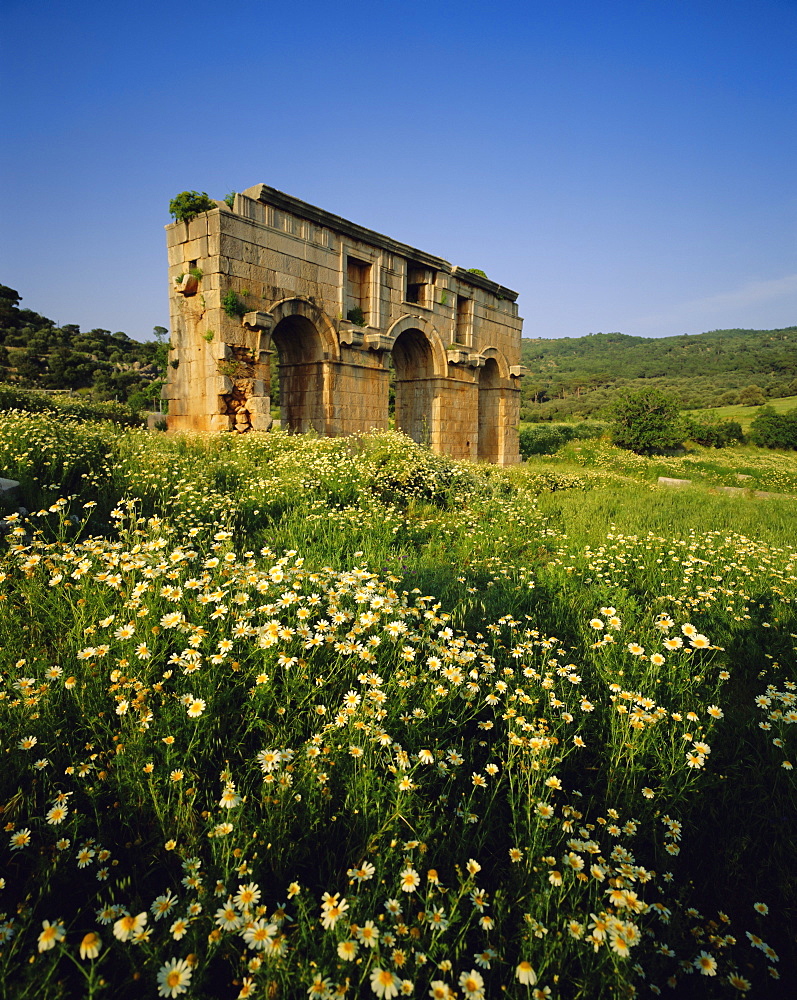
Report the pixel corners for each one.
[521,327,797,420]
[0,284,166,408]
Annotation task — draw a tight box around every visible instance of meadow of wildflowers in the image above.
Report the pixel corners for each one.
[1,411,795,999]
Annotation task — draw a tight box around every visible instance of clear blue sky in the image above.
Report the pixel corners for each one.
[1,0,795,341]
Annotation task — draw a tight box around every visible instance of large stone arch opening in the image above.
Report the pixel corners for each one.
[391,327,437,445]
[271,314,326,433]
[478,356,503,462]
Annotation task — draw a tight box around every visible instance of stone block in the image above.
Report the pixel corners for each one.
[241,311,274,334]
[219,215,263,244]
[274,272,299,292]
[209,414,235,431]
[207,375,234,395]
[219,233,245,260]
[229,259,265,282]
[247,396,271,415]
[174,273,199,296]
[249,413,272,432]
[185,238,208,261]
[187,216,209,241]
[166,223,190,249]
[211,341,233,361]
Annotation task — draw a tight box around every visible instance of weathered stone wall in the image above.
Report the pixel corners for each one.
[164,184,523,463]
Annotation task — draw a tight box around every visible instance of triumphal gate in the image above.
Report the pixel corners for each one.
[164,184,523,464]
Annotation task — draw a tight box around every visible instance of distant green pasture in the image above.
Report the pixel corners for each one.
[686,395,797,431]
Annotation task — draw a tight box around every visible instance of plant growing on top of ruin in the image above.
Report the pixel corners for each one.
[224,191,236,209]
[467,268,488,278]
[168,191,216,223]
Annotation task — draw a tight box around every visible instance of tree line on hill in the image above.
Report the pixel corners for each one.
[0,284,167,409]
[520,327,797,420]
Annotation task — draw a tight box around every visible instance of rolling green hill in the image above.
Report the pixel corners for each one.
[521,326,797,420]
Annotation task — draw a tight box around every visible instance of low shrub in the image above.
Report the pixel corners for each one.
[0,386,144,426]
[519,424,570,456]
[519,421,606,458]
[683,416,744,448]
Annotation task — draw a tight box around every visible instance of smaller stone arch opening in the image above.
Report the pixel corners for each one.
[391,327,437,445]
[271,314,326,433]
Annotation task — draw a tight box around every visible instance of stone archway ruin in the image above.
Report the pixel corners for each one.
[164,183,523,463]
[392,326,436,446]
[271,313,326,434]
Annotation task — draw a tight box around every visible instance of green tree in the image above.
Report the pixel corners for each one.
[16,349,47,384]
[152,326,169,370]
[738,384,767,406]
[748,407,797,449]
[0,285,22,330]
[169,191,216,223]
[46,347,94,389]
[610,388,685,453]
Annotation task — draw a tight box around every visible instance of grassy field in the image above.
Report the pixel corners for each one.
[686,396,797,433]
[1,411,795,999]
